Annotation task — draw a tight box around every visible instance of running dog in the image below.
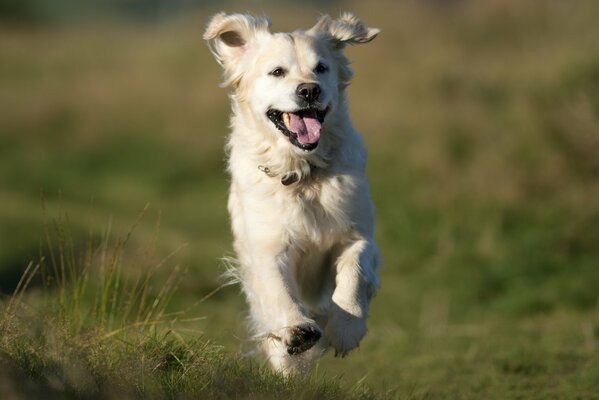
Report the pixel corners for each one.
[204,12,380,375]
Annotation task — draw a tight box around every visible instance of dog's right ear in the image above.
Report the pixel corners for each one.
[204,13,271,87]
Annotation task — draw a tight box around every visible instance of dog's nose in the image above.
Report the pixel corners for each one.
[296,83,321,103]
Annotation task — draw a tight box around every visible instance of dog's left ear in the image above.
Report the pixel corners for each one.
[204,13,271,87]
[308,12,380,48]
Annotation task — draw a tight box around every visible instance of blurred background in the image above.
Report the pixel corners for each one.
[1,0,598,396]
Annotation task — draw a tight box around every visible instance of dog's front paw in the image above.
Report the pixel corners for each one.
[325,303,368,357]
[282,323,322,355]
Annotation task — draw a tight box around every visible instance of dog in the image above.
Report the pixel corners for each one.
[204,12,380,375]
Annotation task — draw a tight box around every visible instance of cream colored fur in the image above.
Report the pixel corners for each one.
[204,12,380,375]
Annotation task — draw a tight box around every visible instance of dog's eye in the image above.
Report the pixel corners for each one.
[314,63,328,74]
[269,67,286,78]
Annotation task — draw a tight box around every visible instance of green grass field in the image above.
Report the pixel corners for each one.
[1,1,599,398]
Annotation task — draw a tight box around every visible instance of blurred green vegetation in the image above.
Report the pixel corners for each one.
[1,0,599,398]
[0,0,343,23]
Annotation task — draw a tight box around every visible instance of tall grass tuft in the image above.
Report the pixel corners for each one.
[37,202,187,340]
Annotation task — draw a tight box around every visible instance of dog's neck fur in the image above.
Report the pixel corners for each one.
[227,94,352,184]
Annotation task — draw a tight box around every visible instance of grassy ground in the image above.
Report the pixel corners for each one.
[1,0,599,398]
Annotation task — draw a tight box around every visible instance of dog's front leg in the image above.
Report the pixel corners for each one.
[326,237,379,357]
[243,247,322,369]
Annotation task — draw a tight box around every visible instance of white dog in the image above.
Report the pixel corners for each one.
[204,12,380,375]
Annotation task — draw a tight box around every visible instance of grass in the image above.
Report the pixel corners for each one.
[0,210,371,399]
[1,0,599,398]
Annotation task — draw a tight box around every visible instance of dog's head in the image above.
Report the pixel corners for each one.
[204,13,379,153]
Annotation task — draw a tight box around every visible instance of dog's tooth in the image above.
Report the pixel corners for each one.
[283,112,290,129]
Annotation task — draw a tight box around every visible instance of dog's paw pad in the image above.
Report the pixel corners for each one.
[286,324,321,355]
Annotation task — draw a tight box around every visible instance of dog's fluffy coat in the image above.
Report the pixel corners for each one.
[204,12,380,374]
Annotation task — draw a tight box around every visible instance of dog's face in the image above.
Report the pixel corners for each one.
[204,13,379,153]
[250,33,335,152]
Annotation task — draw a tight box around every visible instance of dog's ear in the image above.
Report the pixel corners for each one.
[309,12,379,48]
[204,13,271,87]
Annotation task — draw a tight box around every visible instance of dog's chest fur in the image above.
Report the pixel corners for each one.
[283,173,355,248]
[234,166,357,250]
[228,129,364,251]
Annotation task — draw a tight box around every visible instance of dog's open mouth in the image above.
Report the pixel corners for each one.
[266,107,328,151]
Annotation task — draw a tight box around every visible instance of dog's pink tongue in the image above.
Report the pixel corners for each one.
[288,112,321,144]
